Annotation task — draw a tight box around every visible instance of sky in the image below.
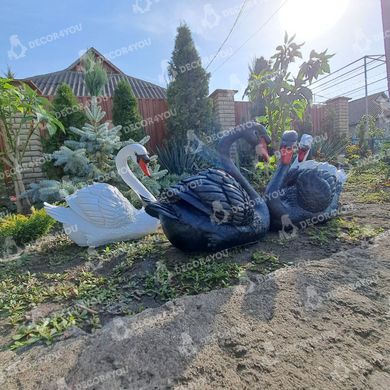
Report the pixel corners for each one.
[0,0,387,102]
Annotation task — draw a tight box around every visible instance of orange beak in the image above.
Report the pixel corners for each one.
[298,148,308,162]
[138,159,151,177]
[280,146,294,165]
[256,138,270,162]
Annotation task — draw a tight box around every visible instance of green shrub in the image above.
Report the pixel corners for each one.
[311,134,349,165]
[43,83,87,180]
[381,142,390,165]
[83,51,108,96]
[112,80,144,141]
[156,140,197,175]
[48,83,86,150]
[345,144,360,164]
[243,155,278,193]
[0,208,55,252]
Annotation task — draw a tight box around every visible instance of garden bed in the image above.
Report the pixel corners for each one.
[0,205,389,389]
[0,163,389,389]
[0,165,389,352]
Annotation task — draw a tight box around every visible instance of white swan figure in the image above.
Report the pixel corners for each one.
[44,144,159,247]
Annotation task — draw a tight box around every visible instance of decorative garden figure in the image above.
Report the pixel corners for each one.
[143,122,271,252]
[266,131,346,231]
[44,144,159,247]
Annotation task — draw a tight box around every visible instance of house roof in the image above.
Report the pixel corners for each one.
[24,48,166,99]
[12,79,42,94]
[65,47,124,74]
[348,92,388,126]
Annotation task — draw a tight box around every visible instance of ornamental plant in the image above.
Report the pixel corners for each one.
[0,78,64,213]
[0,207,55,255]
[112,80,144,141]
[245,33,333,149]
[46,83,86,151]
[166,24,213,141]
[43,83,87,179]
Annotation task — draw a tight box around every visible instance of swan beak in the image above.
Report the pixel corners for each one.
[298,147,309,162]
[256,138,270,162]
[280,147,294,165]
[138,155,151,177]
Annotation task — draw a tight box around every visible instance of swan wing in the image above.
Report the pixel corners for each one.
[160,169,254,226]
[295,168,336,213]
[66,183,137,228]
[297,160,319,171]
[283,167,301,187]
[297,160,347,185]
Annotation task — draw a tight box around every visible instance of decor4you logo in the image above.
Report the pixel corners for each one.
[8,24,82,60]
[200,0,269,31]
[132,0,162,14]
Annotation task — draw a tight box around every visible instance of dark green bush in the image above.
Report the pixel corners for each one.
[112,80,144,141]
[43,83,86,179]
[45,83,86,153]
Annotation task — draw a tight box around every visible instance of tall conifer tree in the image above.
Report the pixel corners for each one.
[112,80,144,141]
[166,24,212,141]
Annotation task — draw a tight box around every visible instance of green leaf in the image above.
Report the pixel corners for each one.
[256,115,268,123]
[12,333,26,340]
[322,62,330,74]
[46,123,57,136]
[288,34,296,44]
[20,115,35,123]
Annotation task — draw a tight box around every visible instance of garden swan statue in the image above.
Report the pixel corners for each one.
[44,144,159,247]
[143,122,271,252]
[265,131,346,231]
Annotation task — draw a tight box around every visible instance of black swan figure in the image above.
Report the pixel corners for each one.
[144,122,271,252]
[266,131,346,231]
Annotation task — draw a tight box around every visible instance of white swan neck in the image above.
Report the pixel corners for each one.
[115,145,157,202]
[291,148,311,169]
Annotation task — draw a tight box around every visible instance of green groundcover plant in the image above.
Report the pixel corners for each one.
[0,208,55,254]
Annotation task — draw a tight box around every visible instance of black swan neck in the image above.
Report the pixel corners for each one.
[265,162,290,219]
[217,126,259,201]
[216,124,270,230]
[218,128,242,156]
[266,163,290,194]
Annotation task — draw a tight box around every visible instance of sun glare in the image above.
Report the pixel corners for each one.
[279,0,350,40]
